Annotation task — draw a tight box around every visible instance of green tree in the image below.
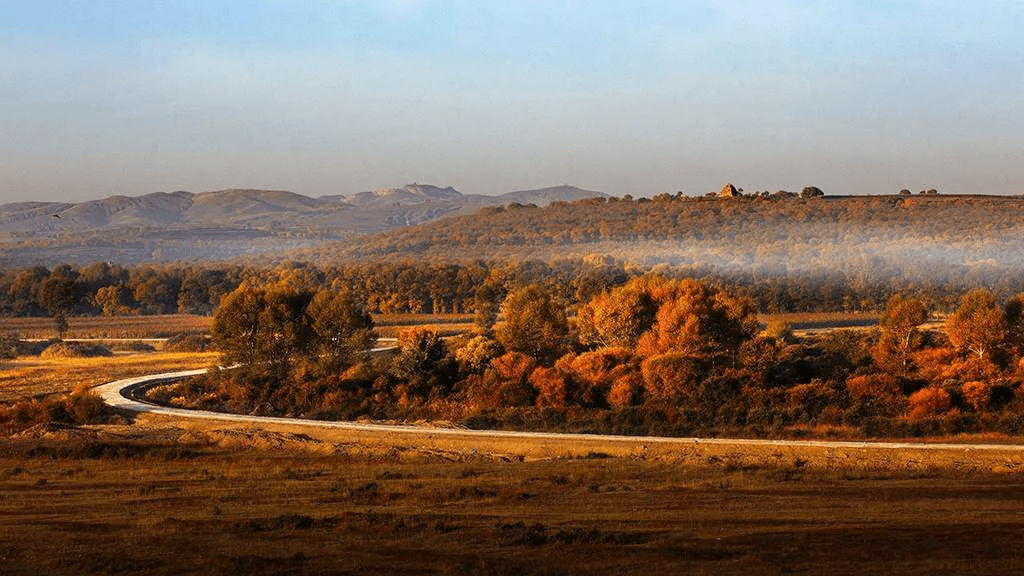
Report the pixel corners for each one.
[305,289,375,375]
[388,328,458,401]
[212,285,312,378]
[495,285,570,364]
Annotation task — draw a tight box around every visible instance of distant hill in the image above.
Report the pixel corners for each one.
[297,194,1024,286]
[0,184,606,266]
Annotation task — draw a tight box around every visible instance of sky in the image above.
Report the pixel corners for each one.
[2,1,1023,203]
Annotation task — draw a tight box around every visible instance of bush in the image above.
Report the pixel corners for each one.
[164,333,209,352]
[907,387,952,420]
[40,341,113,358]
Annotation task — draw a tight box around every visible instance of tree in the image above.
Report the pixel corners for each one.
[946,289,1006,361]
[800,186,824,198]
[634,278,758,363]
[388,328,458,401]
[873,294,928,373]
[576,284,657,349]
[1003,293,1024,357]
[305,289,375,375]
[495,285,570,364]
[39,275,77,339]
[212,285,312,378]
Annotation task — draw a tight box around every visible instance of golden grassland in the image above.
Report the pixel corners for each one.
[2,415,1024,576]
[0,314,213,340]
[0,352,219,401]
[0,313,476,340]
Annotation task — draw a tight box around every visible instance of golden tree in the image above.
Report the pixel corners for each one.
[872,294,928,374]
[946,289,1006,361]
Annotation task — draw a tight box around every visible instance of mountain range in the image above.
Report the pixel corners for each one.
[0,184,605,266]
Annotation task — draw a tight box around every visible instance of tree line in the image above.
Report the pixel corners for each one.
[174,276,1024,438]
[5,258,1024,339]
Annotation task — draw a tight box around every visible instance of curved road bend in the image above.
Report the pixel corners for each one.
[96,370,1024,453]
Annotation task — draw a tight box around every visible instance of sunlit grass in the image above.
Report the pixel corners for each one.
[0,352,219,401]
[0,314,212,340]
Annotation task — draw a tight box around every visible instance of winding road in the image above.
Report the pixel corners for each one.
[94,370,1024,453]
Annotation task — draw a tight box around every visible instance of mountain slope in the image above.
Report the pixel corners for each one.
[0,184,606,265]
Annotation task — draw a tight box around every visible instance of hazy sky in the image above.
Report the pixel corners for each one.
[3,1,1023,203]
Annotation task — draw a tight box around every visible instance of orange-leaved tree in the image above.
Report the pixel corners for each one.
[946,289,1006,362]
[873,294,928,374]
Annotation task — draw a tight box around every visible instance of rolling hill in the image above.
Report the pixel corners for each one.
[0,184,605,266]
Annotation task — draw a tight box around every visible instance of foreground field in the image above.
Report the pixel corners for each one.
[3,420,1024,576]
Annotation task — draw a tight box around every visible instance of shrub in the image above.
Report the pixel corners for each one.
[40,341,113,358]
[530,367,568,409]
[607,372,643,408]
[164,333,209,352]
[907,387,952,420]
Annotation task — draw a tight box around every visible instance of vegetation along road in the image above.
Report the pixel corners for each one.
[96,370,1024,461]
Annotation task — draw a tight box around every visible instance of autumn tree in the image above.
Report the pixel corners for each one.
[93,285,135,316]
[634,278,758,363]
[1003,293,1024,357]
[495,285,570,364]
[39,274,77,339]
[388,328,458,402]
[304,289,375,375]
[873,294,928,374]
[946,289,1006,361]
[576,283,657,349]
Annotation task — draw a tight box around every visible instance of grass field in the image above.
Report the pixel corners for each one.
[0,314,212,340]
[2,422,1023,576]
[0,352,219,401]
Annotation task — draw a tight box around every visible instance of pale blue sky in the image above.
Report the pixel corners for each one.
[2,1,1023,202]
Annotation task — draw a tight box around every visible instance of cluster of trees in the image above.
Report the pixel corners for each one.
[7,255,1024,337]
[189,276,1024,437]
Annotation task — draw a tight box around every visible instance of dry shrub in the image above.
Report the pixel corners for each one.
[566,347,634,407]
[912,347,999,385]
[845,373,905,417]
[608,372,643,408]
[40,341,113,359]
[784,380,840,423]
[463,352,537,410]
[530,367,568,409]
[907,386,952,420]
[0,334,18,359]
[640,353,701,404]
[911,347,957,383]
[164,333,209,352]
[961,380,995,412]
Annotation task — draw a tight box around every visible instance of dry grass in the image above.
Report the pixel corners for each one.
[1,424,1023,576]
[759,311,880,330]
[0,352,219,401]
[0,314,212,340]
